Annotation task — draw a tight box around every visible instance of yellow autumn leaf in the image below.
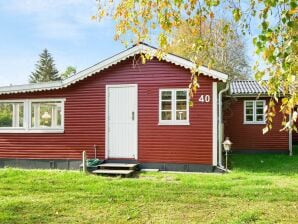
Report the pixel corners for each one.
[141,54,146,64]
[263,126,269,134]
[289,8,298,15]
[282,98,288,105]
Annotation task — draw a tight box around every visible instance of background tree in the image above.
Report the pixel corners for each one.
[167,20,250,80]
[60,66,76,80]
[94,0,297,132]
[29,49,60,83]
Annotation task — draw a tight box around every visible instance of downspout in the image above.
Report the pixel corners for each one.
[289,112,293,156]
[218,82,230,168]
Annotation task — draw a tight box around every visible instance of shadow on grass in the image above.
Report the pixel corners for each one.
[230,145,298,175]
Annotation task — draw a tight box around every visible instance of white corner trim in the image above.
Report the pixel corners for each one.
[212,82,218,166]
[0,44,228,95]
[105,85,109,160]
[289,112,293,155]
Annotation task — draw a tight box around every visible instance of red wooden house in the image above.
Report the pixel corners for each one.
[224,81,291,154]
[0,44,292,172]
[0,43,228,172]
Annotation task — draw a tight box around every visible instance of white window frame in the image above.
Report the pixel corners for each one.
[244,100,266,124]
[0,98,65,133]
[159,88,190,125]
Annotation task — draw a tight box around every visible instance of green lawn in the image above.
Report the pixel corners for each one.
[0,148,298,224]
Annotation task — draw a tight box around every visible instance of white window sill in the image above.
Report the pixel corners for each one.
[158,122,190,126]
[243,122,266,125]
[0,129,64,133]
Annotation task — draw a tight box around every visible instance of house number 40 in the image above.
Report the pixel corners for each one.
[198,95,211,103]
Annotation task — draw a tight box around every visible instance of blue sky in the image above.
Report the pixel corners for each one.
[0,0,125,86]
[0,0,257,86]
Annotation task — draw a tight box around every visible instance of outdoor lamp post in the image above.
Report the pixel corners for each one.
[222,137,232,171]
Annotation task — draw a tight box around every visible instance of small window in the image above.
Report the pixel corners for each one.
[31,101,63,129]
[159,89,189,125]
[244,100,265,124]
[0,102,24,128]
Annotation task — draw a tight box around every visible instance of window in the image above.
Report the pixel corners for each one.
[159,89,189,125]
[244,100,265,124]
[31,101,63,129]
[0,99,65,133]
[0,102,24,128]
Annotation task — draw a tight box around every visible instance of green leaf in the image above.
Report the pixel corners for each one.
[288,21,294,27]
[259,35,267,41]
[261,21,269,30]
[232,9,241,22]
[253,37,258,45]
[290,1,297,9]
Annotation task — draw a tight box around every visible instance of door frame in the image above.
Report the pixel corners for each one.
[105,84,138,159]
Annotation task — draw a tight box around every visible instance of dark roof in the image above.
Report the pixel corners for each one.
[230,80,269,95]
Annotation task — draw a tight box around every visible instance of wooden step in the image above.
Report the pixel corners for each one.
[98,163,139,169]
[92,169,135,175]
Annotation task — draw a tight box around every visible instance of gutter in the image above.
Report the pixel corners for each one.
[218,82,230,168]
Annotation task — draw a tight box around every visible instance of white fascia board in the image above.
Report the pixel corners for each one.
[198,66,228,83]
[0,43,228,95]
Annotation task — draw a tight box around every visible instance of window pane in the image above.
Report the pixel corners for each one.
[31,101,62,128]
[161,91,172,100]
[162,101,172,110]
[246,115,253,122]
[246,108,253,114]
[18,104,24,127]
[256,108,264,115]
[176,111,187,120]
[176,91,187,100]
[245,101,253,107]
[0,103,13,127]
[0,102,24,128]
[176,101,186,110]
[256,101,264,107]
[256,115,264,121]
[161,111,172,120]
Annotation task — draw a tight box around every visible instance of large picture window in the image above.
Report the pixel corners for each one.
[0,99,64,133]
[244,100,265,124]
[159,89,189,125]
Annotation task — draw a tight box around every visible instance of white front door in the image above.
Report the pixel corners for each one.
[106,84,138,159]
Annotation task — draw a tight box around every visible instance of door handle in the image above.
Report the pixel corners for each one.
[132,111,135,121]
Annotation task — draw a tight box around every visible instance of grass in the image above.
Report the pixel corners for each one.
[0,147,298,223]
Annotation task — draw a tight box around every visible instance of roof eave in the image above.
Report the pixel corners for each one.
[227,94,271,98]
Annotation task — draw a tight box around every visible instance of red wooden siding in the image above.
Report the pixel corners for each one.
[293,133,298,144]
[0,57,215,165]
[293,122,298,144]
[224,98,289,151]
